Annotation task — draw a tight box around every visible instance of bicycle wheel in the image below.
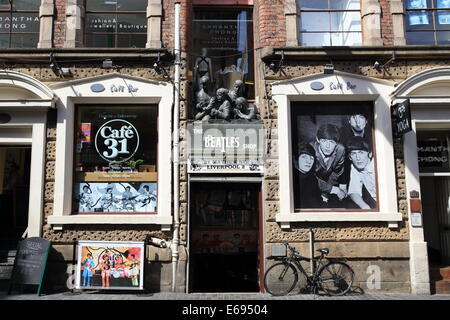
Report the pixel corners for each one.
[318,261,354,296]
[264,262,298,296]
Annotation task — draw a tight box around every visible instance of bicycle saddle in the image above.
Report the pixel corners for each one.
[317,248,329,255]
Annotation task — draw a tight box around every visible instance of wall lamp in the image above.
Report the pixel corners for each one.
[374,51,396,73]
[50,53,73,78]
[269,51,284,73]
[152,52,170,79]
[324,63,334,74]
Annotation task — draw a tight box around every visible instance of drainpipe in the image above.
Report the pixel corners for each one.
[171,1,181,293]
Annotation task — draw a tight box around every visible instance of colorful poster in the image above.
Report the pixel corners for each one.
[78,123,92,143]
[76,241,144,290]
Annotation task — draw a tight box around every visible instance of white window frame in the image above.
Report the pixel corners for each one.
[272,71,402,229]
[47,73,173,231]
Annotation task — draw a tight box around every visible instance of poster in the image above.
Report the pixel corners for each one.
[73,182,156,213]
[291,102,377,211]
[76,241,145,290]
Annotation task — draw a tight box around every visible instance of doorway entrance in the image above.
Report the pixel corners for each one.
[189,182,261,293]
[417,130,450,293]
[0,146,31,250]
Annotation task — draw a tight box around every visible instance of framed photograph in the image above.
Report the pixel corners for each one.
[291,101,378,211]
[75,241,145,290]
[73,182,157,213]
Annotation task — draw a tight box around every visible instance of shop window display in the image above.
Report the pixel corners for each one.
[191,8,255,117]
[291,102,378,211]
[84,0,147,48]
[0,0,40,48]
[73,105,158,214]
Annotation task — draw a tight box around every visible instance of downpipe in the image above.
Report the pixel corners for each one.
[171,1,181,293]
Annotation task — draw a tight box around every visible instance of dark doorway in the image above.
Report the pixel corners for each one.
[0,146,31,250]
[189,182,261,292]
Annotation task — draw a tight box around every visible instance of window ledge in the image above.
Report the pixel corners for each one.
[47,214,172,229]
[276,212,403,229]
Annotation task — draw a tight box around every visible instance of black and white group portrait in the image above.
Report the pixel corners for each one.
[74,182,157,213]
[292,102,377,210]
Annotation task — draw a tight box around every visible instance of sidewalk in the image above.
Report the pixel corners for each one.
[1,290,450,300]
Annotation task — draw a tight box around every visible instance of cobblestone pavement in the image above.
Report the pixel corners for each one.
[1,291,450,300]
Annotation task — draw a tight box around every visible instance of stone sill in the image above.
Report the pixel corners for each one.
[47,215,173,231]
[261,45,450,60]
[276,212,403,229]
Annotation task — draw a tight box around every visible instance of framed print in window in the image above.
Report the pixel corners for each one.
[291,101,378,212]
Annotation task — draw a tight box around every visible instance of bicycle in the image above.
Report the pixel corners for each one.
[264,242,354,296]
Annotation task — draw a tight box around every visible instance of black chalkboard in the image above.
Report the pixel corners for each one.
[9,237,51,296]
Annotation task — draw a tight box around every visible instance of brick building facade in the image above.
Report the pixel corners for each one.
[0,0,449,294]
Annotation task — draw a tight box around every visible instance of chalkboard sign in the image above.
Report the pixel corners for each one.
[9,237,51,296]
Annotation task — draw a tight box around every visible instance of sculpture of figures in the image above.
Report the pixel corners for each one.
[195,88,231,121]
[195,75,211,111]
[194,48,213,92]
[228,79,244,102]
[233,97,258,121]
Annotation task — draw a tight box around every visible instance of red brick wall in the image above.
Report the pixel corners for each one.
[54,0,66,48]
[163,0,192,52]
[256,0,286,47]
[380,0,394,46]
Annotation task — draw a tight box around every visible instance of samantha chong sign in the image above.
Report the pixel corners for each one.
[187,121,264,173]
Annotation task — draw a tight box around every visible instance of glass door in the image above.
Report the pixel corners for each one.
[0,146,31,249]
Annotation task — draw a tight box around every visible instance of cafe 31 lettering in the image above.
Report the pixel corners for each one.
[95,119,140,163]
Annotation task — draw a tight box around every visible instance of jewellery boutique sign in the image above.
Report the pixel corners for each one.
[187,122,264,173]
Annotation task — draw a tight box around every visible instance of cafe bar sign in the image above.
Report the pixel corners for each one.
[187,122,264,173]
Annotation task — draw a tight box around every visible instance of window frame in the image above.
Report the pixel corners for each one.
[83,0,147,48]
[47,74,174,230]
[0,0,40,48]
[271,71,402,229]
[404,0,450,44]
[296,0,362,46]
[72,104,159,215]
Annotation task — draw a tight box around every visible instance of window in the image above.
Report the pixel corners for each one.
[192,9,255,100]
[405,0,450,44]
[297,0,362,46]
[0,0,40,48]
[85,0,147,48]
[73,105,158,214]
[291,102,378,211]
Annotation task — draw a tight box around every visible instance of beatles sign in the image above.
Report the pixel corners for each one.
[95,119,140,163]
[187,122,264,173]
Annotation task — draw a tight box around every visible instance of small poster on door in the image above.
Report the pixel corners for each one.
[75,241,144,290]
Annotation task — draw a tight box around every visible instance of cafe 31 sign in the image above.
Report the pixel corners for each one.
[95,119,140,163]
[187,122,264,173]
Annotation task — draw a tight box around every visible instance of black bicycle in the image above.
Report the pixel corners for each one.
[264,242,354,296]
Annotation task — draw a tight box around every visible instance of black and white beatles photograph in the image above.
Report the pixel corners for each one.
[74,182,157,213]
[292,102,377,211]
